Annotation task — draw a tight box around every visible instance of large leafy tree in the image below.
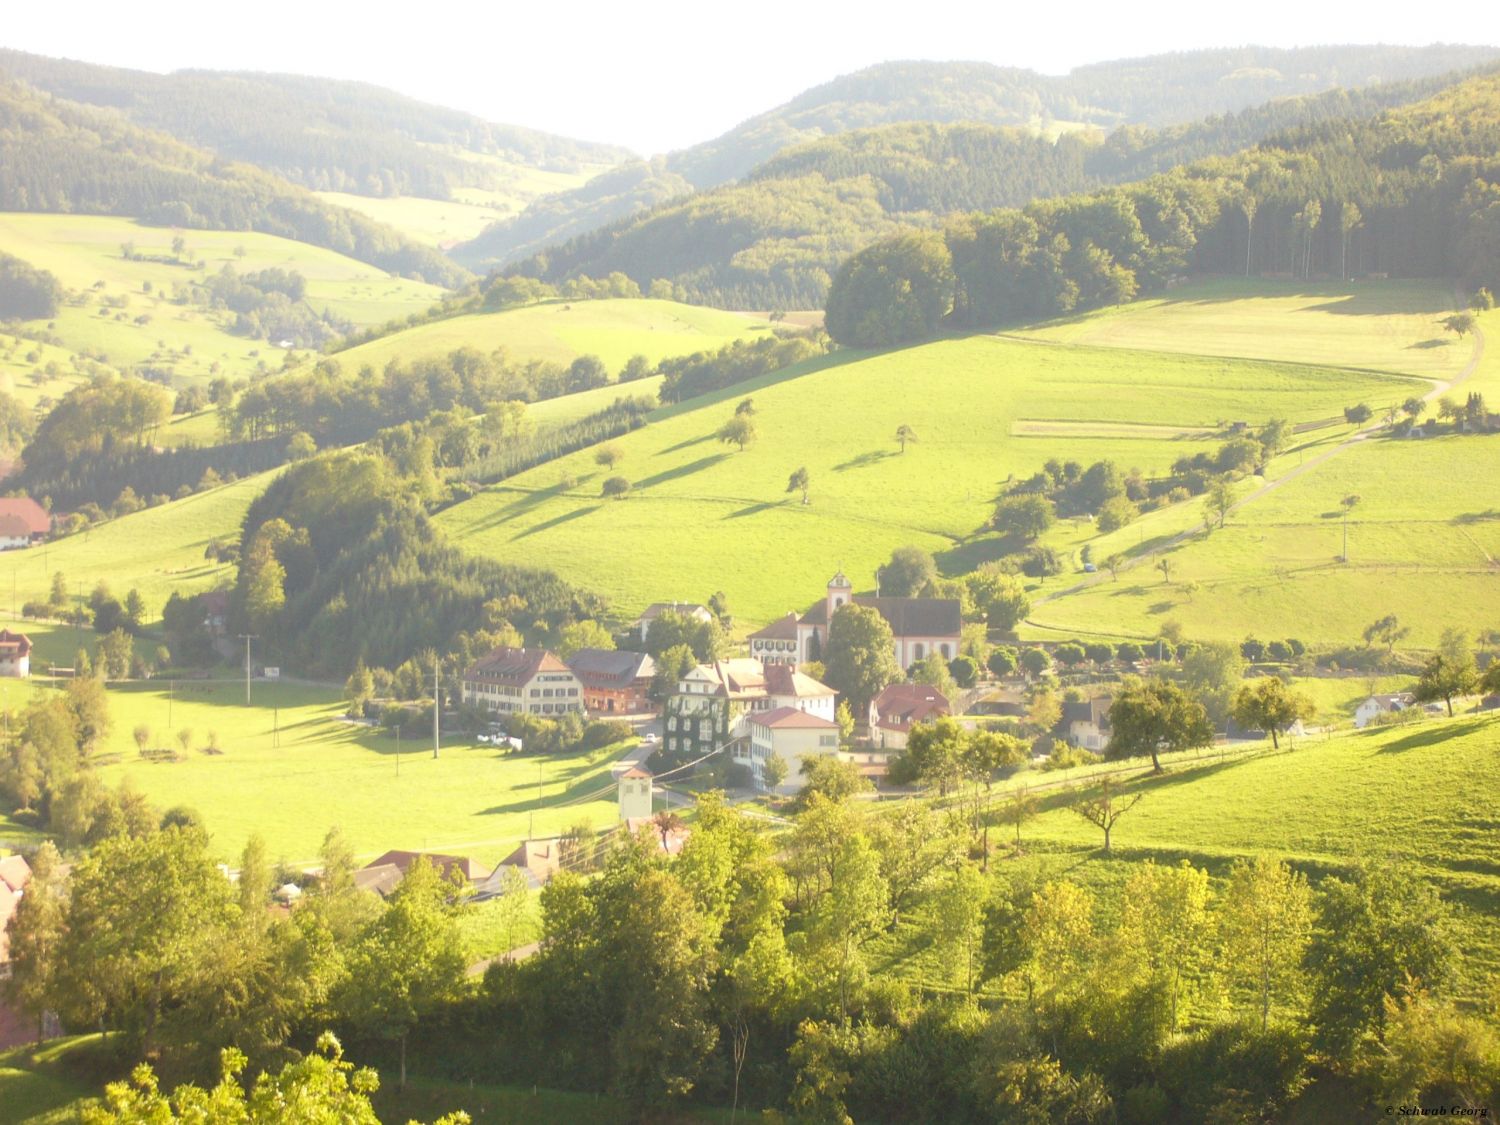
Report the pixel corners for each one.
[821,604,901,715]
[1218,856,1313,1031]
[1230,677,1316,749]
[825,232,955,347]
[1106,677,1214,773]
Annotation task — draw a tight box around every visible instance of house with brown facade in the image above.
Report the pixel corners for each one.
[567,648,656,714]
[461,647,583,717]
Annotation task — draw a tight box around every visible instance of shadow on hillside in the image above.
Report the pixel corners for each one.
[936,536,1013,572]
[725,500,780,520]
[1454,510,1500,524]
[513,505,597,540]
[474,479,576,531]
[1408,338,1453,350]
[634,452,729,490]
[656,432,715,456]
[833,449,896,472]
[1306,288,1456,316]
[1376,717,1490,755]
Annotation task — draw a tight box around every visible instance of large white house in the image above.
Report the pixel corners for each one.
[741,707,842,794]
[1354,692,1415,728]
[750,572,962,670]
[663,658,837,759]
[461,647,583,717]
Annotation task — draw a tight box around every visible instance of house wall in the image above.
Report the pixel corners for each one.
[618,776,653,820]
[895,635,960,669]
[750,637,799,665]
[582,681,652,714]
[770,692,836,721]
[744,724,840,794]
[0,536,30,551]
[463,670,583,716]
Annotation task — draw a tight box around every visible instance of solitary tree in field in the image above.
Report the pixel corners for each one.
[1344,403,1372,426]
[1070,777,1143,853]
[601,476,632,500]
[1340,494,1361,562]
[1230,678,1316,750]
[1205,479,1235,530]
[1443,312,1476,339]
[735,397,755,417]
[1414,647,1479,717]
[1107,677,1214,773]
[999,786,1039,850]
[786,466,810,504]
[1402,397,1426,421]
[1157,556,1173,585]
[718,415,756,451]
[895,424,918,453]
[1363,614,1409,656]
[1104,553,1122,581]
[594,443,624,470]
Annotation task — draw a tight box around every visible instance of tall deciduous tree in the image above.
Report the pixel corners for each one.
[895,424,918,452]
[786,466,810,504]
[1113,860,1212,1029]
[822,604,900,716]
[1219,855,1312,1031]
[1107,677,1214,773]
[3,840,66,1041]
[1069,777,1144,853]
[1230,678,1316,750]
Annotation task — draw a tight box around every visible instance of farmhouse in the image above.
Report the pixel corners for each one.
[1062,696,1113,751]
[630,601,714,644]
[567,647,656,714]
[739,707,842,794]
[794,572,962,669]
[479,839,564,892]
[0,854,31,966]
[360,850,487,891]
[0,630,31,678]
[1354,692,1415,728]
[0,498,50,550]
[869,682,950,750]
[663,658,837,758]
[461,647,583,717]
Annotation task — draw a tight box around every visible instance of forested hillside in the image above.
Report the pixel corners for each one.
[824,71,1500,345]
[0,50,631,199]
[487,65,1497,308]
[0,79,470,286]
[456,45,1499,272]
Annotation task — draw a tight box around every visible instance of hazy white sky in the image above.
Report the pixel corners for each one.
[5,1,1499,154]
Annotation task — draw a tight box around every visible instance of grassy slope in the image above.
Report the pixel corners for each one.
[0,213,445,401]
[435,289,1425,629]
[1024,294,1498,648]
[990,713,1500,992]
[330,298,776,375]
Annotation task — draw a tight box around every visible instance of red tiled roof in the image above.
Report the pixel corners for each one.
[749,613,799,641]
[621,766,652,779]
[0,630,31,658]
[567,648,655,688]
[873,682,949,728]
[751,706,840,730]
[0,498,49,536]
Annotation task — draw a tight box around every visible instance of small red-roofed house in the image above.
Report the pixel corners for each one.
[0,498,49,550]
[869,682,950,750]
[0,630,32,678]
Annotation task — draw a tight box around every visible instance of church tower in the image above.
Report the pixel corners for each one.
[826,570,852,620]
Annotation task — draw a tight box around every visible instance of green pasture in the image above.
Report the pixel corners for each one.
[0,472,269,624]
[330,298,776,375]
[1013,277,1469,382]
[313,191,510,249]
[994,713,1500,991]
[435,332,1413,629]
[78,679,625,868]
[0,212,445,391]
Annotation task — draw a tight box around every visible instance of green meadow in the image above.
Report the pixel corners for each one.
[0,212,445,394]
[435,316,1420,630]
[330,298,777,375]
[313,191,512,249]
[76,678,624,869]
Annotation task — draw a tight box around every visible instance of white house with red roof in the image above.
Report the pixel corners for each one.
[869,682,950,749]
[0,630,32,678]
[0,498,49,550]
[742,706,842,794]
[461,647,582,717]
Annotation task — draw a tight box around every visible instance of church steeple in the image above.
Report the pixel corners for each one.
[827,570,852,618]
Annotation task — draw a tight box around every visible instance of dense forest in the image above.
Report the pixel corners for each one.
[0,249,62,318]
[490,65,1497,308]
[0,50,631,199]
[457,46,1499,272]
[826,72,1500,345]
[0,80,470,287]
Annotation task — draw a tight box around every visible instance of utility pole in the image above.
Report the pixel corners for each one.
[237,634,257,705]
[168,679,174,728]
[395,725,401,777]
[432,655,441,759]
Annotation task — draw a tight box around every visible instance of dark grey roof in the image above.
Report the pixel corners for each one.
[799,595,961,638]
[566,648,655,687]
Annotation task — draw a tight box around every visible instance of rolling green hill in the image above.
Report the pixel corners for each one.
[0,49,630,199]
[433,279,1444,637]
[0,212,446,403]
[329,297,778,375]
[457,47,1499,282]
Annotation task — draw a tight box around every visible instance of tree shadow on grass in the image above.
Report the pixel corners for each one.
[1375,717,1490,754]
[1407,338,1452,350]
[1454,510,1500,525]
[634,452,729,490]
[725,500,780,520]
[833,449,897,472]
[655,432,716,456]
[513,506,598,540]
